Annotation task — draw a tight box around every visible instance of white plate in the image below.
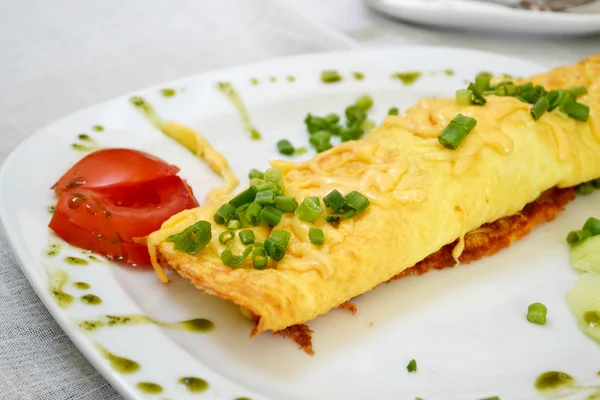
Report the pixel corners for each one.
[366,0,600,35]
[1,46,600,400]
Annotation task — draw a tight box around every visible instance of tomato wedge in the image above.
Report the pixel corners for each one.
[52,148,180,194]
[48,149,199,266]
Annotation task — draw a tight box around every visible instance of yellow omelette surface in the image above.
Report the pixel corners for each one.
[148,54,600,334]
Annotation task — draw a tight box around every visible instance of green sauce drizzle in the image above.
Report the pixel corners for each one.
[286,75,295,82]
[64,256,89,266]
[78,314,215,333]
[46,243,60,257]
[129,96,163,130]
[178,377,208,393]
[235,397,252,400]
[80,294,102,305]
[49,269,73,309]
[78,134,92,141]
[391,71,422,85]
[92,125,104,132]
[71,143,97,152]
[48,205,56,214]
[269,76,277,82]
[444,69,455,76]
[160,88,176,98]
[535,371,576,392]
[88,255,103,262]
[137,382,163,394]
[73,282,90,290]
[352,71,364,81]
[216,82,261,140]
[250,78,259,85]
[96,343,140,374]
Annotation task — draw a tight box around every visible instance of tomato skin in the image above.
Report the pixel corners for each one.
[52,148,180,193]
[48,148,199,266]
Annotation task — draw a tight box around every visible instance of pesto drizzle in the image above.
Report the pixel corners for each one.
[78,314,214,333]
[80,294,102,305]
[46,243,60,257]
[178,377,208,393]
[391,71,422,85]
[160,88,176,98]
[129,96,163,130]
[49,269,74,309]
[216,82,261,140]
[96,343,140,374]
[137,382,163,394]
[64,256,89,266]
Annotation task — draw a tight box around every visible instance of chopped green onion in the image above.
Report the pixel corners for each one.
[229,186,257,208]
[249,177,265,187]
[254,240,264,248]
[245,202,263,226]
[570,85,587,97]
[517,82,533,93]
[227,219,241,230]
[214,203,236,225]
[360,119,376,134]
[582,217,600,236]
[264,230,291,261]
[592,178,600,188]
[530,96,550,120]
[324,113,340,125]
[388,107,399,116]
[274,196,298,213]
[295,197,323,222]
[166,220,212,255]
[527,302,547,325]
[340,124,362,142]
[277,139,295,156]
[220,244,252,267]
[309,227,324,245]
[264,168,285,196]
[467,83,487,105]
[310,131,333,153]
[259,205,283,226]
[294,147,307,155]
[564,100,590,122]
[219,230,235,245]
[567,229,592,246]
[239,229,255,245]
[255,189,275,205]
[455,89,473,106]
[406,359,417,373]
[344,191,370,213]
[546,90,560,111]
[252,247,268,269]
[356,94,373,110]
[577,182,595,195]
[321,70,342,83]
[438,114,477,150]
[323,189,346,212]
[345,105,367,124]
[248,169,264,180]
[475,72,492,91]
[304,114,330,134]
[326,209,357,223]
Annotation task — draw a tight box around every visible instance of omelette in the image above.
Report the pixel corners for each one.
[147,54,600,337]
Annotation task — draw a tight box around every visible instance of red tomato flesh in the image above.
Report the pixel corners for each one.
[48,149,198,266]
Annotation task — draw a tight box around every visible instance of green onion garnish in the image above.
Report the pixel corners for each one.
[229,186,257,208]
[570,85,587,97]
[455,89,473,106]
[264,168,285,196]
[321,70,342,83]
[567,229,592,246]
[326,209,357,223]
[239,229,255,245]
[577,182,595,195]
[345,105,367,124]
[227,219,241,230]
[254,240,264,248]
[475,72,492,91]
[309,227,324,245]
[344,191,370,213]
[527,302,547,325]
[264,230,291,261]
[406,359,417,373]
[295,197,323,222]
[255,189,275,205]
[340,124,362,143]
[245,202,263,226]
[323,189,346,212]
[582,217,600,236]
[220,244,252,267]
[530,96,549,120]
[355,94,373,111]
[467,83,487,105]
[277,139,295,156]
[248,169,264,180]
[324,113,340,125]
[438,114,477,150]
[219,230,235,245]
[214,203,236,225]
[259,205,282,226]
[252,247,268,269]
[166,220,212,255]
[304,114,330,134]
[564,100,589,122]
[310,131,333,153]
[274,196,298,213]
[517,82,533,93]
[388,107,399,116]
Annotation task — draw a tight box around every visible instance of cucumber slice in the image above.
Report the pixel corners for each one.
[566,272,600,344]
[569,235,600,273]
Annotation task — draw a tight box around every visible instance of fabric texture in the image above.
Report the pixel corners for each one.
[0,1,353,398]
